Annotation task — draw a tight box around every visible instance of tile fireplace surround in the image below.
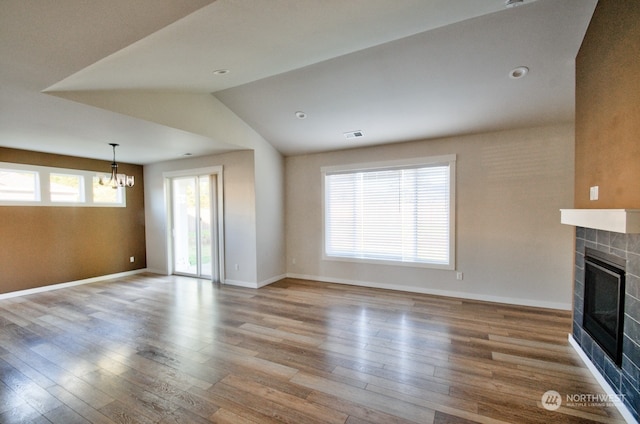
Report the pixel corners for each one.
[562,209,640,422]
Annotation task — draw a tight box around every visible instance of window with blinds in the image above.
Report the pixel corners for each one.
[323,155,455,269]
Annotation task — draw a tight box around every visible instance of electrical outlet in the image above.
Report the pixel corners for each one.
[292,258,296,265]
[130,256,135,263]
[590,186,599,201]
[234,264,239,271]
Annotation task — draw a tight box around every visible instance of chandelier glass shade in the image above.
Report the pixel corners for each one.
[99,143,134,189]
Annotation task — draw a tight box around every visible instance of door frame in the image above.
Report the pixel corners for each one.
[163,166,225,283]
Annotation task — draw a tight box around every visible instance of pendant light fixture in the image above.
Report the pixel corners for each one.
[99,143,134,189]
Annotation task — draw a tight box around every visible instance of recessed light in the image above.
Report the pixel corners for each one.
[213,69,229,75]
[509,66,529,79]
[183,153,193,157]
[295,111,307,119]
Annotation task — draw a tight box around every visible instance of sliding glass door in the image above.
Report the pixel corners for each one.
[171,174,218,279]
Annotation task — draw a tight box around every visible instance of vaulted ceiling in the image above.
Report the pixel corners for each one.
[1,0,597,164]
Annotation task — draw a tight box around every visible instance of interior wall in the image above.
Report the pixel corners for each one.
[63,90,288,286]
[254,141,286,285]
[575,0,640,208]
[144,150,260,285]
[286,125,575,309]
[0,147,146,294]
[50,91,266,151]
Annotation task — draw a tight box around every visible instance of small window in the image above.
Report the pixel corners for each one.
[323,155,456,269]
[92,176,122,204]
[0,162,126,207]
[50,173,83,203]
[0,169,40,201]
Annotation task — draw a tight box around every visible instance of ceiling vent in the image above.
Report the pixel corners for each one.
[505,0,525,7]
[344,130,364,139]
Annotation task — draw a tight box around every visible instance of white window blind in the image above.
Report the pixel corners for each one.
[323,156,455,269]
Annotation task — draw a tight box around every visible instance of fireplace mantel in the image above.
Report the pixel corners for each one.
[560,209,640,233]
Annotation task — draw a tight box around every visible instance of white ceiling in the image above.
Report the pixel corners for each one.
[1,0,597,164]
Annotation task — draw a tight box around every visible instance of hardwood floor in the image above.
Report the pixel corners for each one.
[0,274,626,423]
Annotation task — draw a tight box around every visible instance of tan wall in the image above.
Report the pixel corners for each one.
[286,125,576,309]
[144,150,259,284]
[575,0,640,208]
[0,147,146,294]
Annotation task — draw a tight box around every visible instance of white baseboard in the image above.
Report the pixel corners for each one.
[0,269,149,300]
[285,273,571,310]
[145,268,169,275]
[223,279,258,288]
[568,335,636,424]
[223,274,286,289]
[258,274,286,288]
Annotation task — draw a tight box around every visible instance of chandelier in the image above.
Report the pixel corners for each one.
[99,143,134,188]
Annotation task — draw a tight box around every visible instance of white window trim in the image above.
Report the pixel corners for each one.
[321,154,456,270]
[0,161,126,207]
[162,166,226,281]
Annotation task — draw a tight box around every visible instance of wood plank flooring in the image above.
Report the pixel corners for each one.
[0,274,627,423]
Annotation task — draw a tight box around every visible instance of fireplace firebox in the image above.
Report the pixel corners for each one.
[582,248,626,366]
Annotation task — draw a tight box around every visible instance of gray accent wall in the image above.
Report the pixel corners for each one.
[573,227,640,421]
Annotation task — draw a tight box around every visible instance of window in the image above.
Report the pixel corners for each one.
[323,155,455,269]
[0,168,39,201]
[50,173,83,203]
[0,162,126,207]
[92,176,122,204]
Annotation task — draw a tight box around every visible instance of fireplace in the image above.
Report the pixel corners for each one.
[565,224,640,421]
[583,248,625,366]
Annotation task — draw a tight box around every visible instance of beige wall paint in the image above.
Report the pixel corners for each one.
[254,143,286,284]
[286,125,575,309]
[133,91,287,287]
[144,150,259,284]
[19,90,286,289]
[50,90,265,151]
[575,0,640,208]
[66,89,288,286]
[0,147,146,294]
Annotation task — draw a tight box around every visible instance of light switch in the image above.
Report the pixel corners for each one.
[590,186,599,201]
